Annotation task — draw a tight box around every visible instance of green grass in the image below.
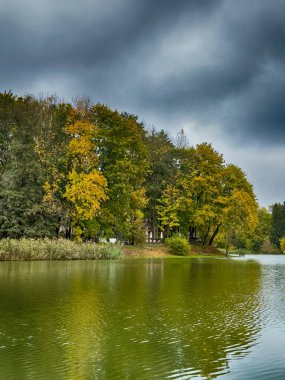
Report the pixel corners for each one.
[0,238,122,261]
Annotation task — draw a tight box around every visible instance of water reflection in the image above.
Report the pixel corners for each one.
[0,259,262,379]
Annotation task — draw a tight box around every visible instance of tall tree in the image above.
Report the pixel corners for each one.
[0,91,16,178]
[157,144,258,247]
[40,107,107,239]
[271,203,285,247]
[158,143,224,243]
[0,96,55,237]
[89,104,149,241]
[145,129,176,240]
[63,121,107,239]
[35,99,73,237]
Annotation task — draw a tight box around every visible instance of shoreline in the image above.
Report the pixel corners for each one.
[0,239,225,261]
[122,244,225,259]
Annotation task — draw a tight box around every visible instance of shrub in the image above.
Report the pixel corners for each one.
[0,238,123,261]
[165,235,190,256]
[261,238,278,254]
[279,237,285,253]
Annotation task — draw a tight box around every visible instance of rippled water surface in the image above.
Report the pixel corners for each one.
[0,256,285,379]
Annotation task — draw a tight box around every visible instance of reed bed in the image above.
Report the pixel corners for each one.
[0,238,122,261]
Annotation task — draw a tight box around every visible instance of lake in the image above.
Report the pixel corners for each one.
[0,255,284,379]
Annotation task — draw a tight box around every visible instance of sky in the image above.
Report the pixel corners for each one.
[1,0,285,206]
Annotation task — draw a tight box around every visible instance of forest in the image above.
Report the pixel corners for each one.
[0,91,284,253]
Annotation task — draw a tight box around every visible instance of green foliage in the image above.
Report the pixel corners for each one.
[235,207,273,253]
[0,91,261,250]
[279,237,285,253]
[95,244,122,259]
[0,96,57,238]
[129,211,147,246]
[157,144,258,251]
[271,203,285,247]
[145,128,176,240]
[89,104,149,240]
[165,235,190,256]
[0,91,16,177]
[0,239,122,260]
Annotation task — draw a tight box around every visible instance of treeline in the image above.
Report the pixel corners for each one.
[262,203,285,253]
[0,91,262,251]
[231,203,285,254]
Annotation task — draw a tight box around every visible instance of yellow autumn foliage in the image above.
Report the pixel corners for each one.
[64,169,107,221]
[66,121,98,164]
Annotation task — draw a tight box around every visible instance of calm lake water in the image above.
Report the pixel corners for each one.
[0,255,285,379]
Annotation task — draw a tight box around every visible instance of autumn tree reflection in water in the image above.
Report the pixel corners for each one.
[0,259,261,379]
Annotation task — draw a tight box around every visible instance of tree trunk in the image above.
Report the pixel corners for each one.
[225,240,229,257]
[65,226,72,240]
[202,226,210,245]
[209,224,220,246]
[189,226,194,243]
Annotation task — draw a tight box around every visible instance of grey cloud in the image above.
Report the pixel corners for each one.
[1,0,284,132]
[1,0,285,204]
[0,0,222,69]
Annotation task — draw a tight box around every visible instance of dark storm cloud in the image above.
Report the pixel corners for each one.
[132,0,285,144]
[1,0,285,145]
[0,0,220,72]
[223,65,285,144]
[1,0,285,205]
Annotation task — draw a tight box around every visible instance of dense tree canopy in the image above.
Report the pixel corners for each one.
[157,144,258,249]
[271,203,285,248]
[145,129,176,240]
[0,91,269,250]
[0,96,55,237]
[89,104,149,241]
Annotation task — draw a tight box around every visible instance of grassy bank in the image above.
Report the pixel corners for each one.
[0,239,225,261]
[123,244,224,258]
[0,239,122,261]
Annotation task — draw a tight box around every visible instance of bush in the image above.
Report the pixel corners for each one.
[279,237,285,253]
[0,238,123,261]
[165,235,190,256]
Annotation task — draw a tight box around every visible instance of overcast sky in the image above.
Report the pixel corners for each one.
[1,0,285,206]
